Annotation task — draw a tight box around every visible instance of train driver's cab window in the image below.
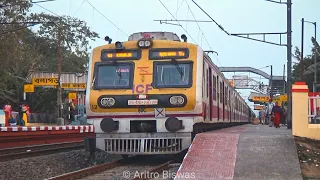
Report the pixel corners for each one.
[95,63,133,89]
[153,62,192,88]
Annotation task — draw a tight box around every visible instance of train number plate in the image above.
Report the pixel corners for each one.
[128,99,158,105]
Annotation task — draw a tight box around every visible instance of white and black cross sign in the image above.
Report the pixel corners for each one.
[155,108,165,118]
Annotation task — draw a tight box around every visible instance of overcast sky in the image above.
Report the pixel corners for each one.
[30,0,319,112]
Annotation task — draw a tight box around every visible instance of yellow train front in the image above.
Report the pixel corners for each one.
[85,32,205,155]
[86,31,252,155]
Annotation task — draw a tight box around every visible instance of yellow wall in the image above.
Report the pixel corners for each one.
[292,83,320,140]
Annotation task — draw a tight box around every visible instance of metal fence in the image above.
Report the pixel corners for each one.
[12,112,57,124]
[308,95,320,124]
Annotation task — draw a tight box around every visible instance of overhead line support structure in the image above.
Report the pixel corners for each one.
[155,0,292,129]
[190,0,293,129]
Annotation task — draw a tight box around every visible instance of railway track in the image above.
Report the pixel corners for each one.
[47,154,182,180]
[0,141,84,162]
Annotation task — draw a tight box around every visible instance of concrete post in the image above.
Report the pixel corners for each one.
[292,82,309,137]
[292,82,320,140]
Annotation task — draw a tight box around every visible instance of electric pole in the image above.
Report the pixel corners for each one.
[301,18,304,81]
[57,26,63,125]
[304,20,317,92]
[287,0,292,129]
[270,65,273,99]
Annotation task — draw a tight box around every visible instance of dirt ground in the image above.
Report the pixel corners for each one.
[294,136,320,180]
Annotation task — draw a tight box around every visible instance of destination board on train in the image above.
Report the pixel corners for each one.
[101,49,141,60]
[149,48,189,59]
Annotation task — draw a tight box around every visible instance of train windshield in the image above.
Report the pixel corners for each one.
[95,64,132,89]
[154,62,192,88]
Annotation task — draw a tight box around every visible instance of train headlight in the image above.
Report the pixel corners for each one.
[137,39,152,48]
[169,96,185,105]
[115,41,124,49]
[100,97,115,107]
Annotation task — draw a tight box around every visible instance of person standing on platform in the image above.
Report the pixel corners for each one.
[16,103,26,126]
[266,100,274,127]
[69,100,76,122]
[3,102,12,127]
[260,110,266,125]
[271,102,284,128]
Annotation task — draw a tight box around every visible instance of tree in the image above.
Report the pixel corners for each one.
[292,37,320,91]
[0,0,100,114]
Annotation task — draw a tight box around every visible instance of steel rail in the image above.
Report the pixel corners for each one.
[0,141,84,162]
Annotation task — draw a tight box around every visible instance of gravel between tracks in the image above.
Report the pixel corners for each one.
[0,149,121,180]
[79,157,181,180]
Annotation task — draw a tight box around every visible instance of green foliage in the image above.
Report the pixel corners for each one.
[0,0,99,113]
[292,37,320,91]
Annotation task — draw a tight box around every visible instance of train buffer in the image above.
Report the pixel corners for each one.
[175,125,303,180]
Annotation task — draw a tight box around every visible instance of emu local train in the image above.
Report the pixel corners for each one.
[85,32,254,156]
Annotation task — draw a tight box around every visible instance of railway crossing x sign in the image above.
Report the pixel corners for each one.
[155,108,165,118]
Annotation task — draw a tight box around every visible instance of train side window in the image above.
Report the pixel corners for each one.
[236,97,239,111]
[225,86,228,106]
[202,63,205,98]
[206,69,209,97]
[220,82,223,103]
[213,75,216,100]
[228,89,231,107]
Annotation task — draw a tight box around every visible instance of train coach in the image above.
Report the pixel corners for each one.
[85,32,252,156]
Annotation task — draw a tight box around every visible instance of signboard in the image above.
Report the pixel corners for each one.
[233,75,249,88]
[280,94,287,102]
[252,96,270,102]
[24,84,34,93]
[61,83,86,89]
[149,48,189,60]
[272,96,280,102]
[68,92,77,100]
[53,83,86,89]
[32,78,58,86]
[254,105,265,110]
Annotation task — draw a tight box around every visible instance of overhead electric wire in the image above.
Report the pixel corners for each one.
[184,0,222,66]
[158,0,197,44]
[85,0,128,37]
[176,0,185,18]
[72,0,86,18]
[191,0,230,36]
[184,0,212,51]
[34,3,62,17]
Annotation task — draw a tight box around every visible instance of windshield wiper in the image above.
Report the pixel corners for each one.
[114,61,122,83]
[171,59,183,79]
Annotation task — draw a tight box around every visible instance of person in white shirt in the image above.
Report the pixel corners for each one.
[266,100,274,127]
[260,110,266,125]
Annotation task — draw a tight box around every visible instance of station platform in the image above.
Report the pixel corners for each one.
[175,124,303,180]
[0,125,95,149]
